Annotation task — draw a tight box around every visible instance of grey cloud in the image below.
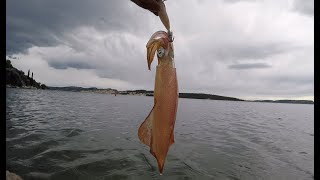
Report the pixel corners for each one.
[228,62,272,70]
[211,41,297,62]
[6,0,150,55]
[48,61,96,70]
[273,75,313,85]
[185,41,296,78]
[43,32,154,86]
[292,0,314,16]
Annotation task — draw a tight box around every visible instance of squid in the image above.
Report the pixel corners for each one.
[138,30,178,174]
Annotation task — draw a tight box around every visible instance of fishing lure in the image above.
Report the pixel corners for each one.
[138,30,178,174]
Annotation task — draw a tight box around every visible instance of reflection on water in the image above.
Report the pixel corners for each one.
[6,88,314,179]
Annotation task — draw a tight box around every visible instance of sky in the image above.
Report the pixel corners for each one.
[6,0,314,100]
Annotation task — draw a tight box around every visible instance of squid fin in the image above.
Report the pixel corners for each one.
[138,105,155,146]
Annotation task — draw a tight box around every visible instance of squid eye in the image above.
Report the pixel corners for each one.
[157,47,165,58]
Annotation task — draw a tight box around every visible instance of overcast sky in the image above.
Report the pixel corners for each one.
[6,0,314,100]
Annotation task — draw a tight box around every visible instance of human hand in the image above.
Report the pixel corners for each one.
[131,0,171,32]
[130,0,162,16]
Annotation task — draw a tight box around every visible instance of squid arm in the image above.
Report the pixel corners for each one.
[138,31,178,174]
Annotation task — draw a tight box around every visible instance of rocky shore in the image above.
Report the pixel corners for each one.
[6,60,47,89]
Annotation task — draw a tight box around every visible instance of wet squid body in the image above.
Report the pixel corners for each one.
[138,30,178,174]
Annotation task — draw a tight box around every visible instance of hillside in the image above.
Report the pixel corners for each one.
[6,60,47,89]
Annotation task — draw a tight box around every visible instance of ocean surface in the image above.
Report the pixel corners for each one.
[6,88,314,180]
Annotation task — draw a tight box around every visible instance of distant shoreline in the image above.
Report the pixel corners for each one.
[42,86,314,105]
[6,86,313,105]
[6,59,313,105]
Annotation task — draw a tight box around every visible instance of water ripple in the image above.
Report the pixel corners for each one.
[6,88,314,180]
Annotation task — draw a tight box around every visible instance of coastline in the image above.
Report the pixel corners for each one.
[6,86,314,105]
